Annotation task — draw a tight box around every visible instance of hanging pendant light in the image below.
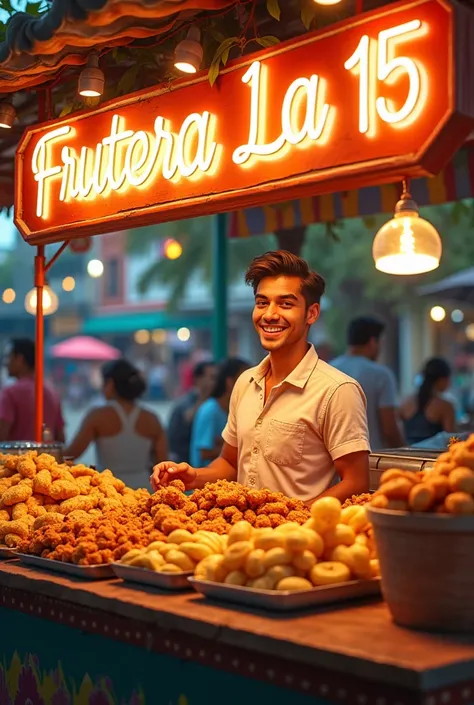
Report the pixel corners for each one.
[25,285,59,316]
[78,53,105,98]
[0,99,16,129]
[174,28,203,74]
[372,179,442,276]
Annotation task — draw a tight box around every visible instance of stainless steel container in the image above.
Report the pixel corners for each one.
[369,448,439,490]
[0,441,63,463]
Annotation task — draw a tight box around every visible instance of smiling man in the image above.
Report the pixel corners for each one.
[152,251,370,505]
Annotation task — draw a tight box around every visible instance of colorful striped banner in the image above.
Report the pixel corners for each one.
[228,146,474,238]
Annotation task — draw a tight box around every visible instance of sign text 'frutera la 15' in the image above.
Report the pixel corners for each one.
[15,0,474,244]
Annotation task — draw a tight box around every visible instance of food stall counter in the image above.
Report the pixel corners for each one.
[0,561,473,705]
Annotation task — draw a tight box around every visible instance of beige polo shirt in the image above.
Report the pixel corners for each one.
[222,345,370,502]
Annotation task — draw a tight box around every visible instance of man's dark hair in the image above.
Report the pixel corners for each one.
[348,317,385,346]
[245,250,326,307]
[192,361,213,381]
[10,338,35,369]
[212,358,249,399]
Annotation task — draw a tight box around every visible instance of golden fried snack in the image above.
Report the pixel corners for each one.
[69,464,97,478]
[33,470,52,495]
[17,458,37,479]
[49,481,80,501]
[32,513,65,531]
[0,520,29,538]
[58,495,97,515]
[0,467,13,479]
[12,503,28,520]
[0,509,10,521]
[2,483,33,506]
[4,533,21,548]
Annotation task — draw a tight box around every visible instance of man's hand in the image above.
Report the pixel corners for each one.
[150,461,197,491]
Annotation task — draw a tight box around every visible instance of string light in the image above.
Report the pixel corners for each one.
[78,53,105,98]
[134,330,150,345]
[87,259,104,278]
[451,309,464,323]
[177,327,191,342]
[164,239,183,260]
[62,276,76,292]
[2,288,15,304]
[373,180,442,275]
[430,306,446,322]
[174,28,203,74]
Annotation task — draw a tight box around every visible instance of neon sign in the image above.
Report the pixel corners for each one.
[15,0,474,245]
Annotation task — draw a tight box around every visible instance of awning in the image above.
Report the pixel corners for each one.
[82,311,212,335]
[228,145,474,238]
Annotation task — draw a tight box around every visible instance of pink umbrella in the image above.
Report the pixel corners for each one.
[50,336,120,361]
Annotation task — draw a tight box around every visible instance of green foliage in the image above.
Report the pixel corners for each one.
[266,0,281,21]
[127,218,276,310]
[0,0,50,41]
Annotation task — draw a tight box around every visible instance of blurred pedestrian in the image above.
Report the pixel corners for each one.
[64,360,167,488]
[168,361,216,463]
[332,316,405,450]
[0,338,64,442]
[190,358,250,468]
[400,357,455,445]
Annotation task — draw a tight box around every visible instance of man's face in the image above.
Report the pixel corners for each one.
[196,365,216,397]
[252,276,320,352]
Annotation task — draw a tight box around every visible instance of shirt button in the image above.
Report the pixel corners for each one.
[256,420,262,427]
[252,447,258,454]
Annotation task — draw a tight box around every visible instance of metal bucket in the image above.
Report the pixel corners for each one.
[0,441,63,463]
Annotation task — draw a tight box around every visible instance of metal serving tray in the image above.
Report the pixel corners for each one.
[0,546,18,559]
[18,553,114,579]
[112,562,192,590]
[189,577,381,612]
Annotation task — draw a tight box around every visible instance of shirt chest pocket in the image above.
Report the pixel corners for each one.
[263,419,306,466]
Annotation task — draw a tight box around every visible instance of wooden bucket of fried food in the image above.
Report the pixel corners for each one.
[367,506,474,632]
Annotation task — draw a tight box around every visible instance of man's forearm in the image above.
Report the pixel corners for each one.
[190,456,237,489]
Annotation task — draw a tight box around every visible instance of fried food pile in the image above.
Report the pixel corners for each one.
[194,498,379,591]
[20,506,166,565]
[342,493,372,509]
[371,436,474,514]
[150,479,310,535]
[0,452,150,548]
[120,529,228,573]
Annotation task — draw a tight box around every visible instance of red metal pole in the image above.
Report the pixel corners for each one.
[34,246,45,442]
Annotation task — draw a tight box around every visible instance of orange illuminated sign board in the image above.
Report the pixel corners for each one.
[15,0,474,244]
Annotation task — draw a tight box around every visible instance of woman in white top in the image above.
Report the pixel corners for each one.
[64,359,167,488]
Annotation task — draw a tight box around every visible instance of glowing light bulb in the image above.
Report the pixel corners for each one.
[313,0,342,5]
[466,324,474,342]
[452,309,464,323]
[164,239,183,260]
[174,28,203,74]
[430,306,446,322]
[177,327,191,342]
[2,288,15,304]
[87,259,104,278]
[373,187,442,276]
[62,276,76,292]
[134,330,150,345]
[24,286,58,316]
[152,329,167,344]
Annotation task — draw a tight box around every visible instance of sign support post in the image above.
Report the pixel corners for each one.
[34,246,45,442]
[212,212,228,362]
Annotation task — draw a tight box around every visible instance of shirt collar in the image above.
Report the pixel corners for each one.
[254,344,319,390]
